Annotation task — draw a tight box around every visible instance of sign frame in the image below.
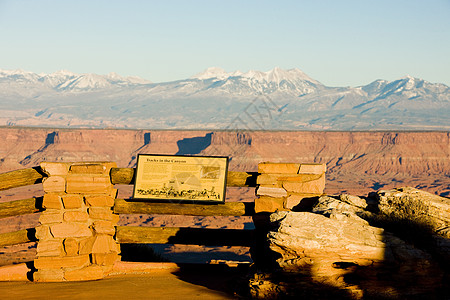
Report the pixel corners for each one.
[132,154,229,204]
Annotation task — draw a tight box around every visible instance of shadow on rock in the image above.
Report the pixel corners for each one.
[176,132,213,155]
[246,188,450,299]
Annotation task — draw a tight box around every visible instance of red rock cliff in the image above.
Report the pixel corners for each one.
[0,128,448,195]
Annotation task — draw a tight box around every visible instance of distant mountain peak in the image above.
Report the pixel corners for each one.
[0,68,152,91]
[49,70,77,77]
[259,67,319,84]
[191,66,320,85]
[0,66,449,130]
[401,75,416,80]
[0,68,36,77]
[191,67,241,80]
[106,72,123,80]
[124,76,152,84]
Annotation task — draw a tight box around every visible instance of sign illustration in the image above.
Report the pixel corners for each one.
[133,154,228,203]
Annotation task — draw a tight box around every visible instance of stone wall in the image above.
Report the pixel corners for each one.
[30,160,326,282]
[33,162,120,282]
[254,162,326,213]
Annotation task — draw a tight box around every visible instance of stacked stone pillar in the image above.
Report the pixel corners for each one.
[255,162,326,213]
[33,162,120,282]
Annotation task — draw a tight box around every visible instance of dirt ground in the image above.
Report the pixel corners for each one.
[0,264,247,300]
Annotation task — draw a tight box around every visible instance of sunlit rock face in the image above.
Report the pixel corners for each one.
[1,128,449,196]
[249,190,449,299]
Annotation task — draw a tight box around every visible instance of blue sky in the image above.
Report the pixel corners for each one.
[0,0,449,86]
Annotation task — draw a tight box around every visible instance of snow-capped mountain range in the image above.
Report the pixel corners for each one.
[0,67,449,130]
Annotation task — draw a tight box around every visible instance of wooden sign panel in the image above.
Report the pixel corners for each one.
[133,154,228,203]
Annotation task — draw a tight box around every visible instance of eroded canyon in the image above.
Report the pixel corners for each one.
[1,127,449,196]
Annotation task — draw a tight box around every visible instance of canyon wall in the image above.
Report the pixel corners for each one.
[0,128,449,196]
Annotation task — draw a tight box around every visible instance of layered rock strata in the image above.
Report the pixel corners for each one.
[33,162,120,282]
[376,187,450,238]
[249,189,450,299]
[254,162,326,213]
[1,128,449,196]
[375,187,450,266]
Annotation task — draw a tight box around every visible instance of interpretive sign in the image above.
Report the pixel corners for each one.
[133,154,228,203]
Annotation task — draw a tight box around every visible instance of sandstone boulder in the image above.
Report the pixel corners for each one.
[255,204,447,298]
[376,187,450,238]
[312,195,373,225]
[375,187,450,266]
[268,211,386,272]
[312,195,365,216]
